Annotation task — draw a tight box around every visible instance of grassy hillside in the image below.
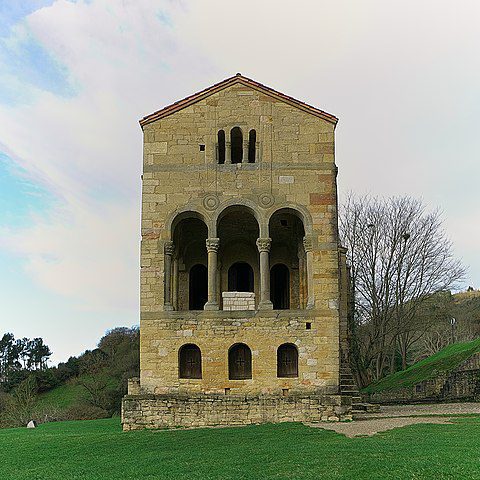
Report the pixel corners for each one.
[1,417,480,479]
[363,337,480,394]
[35,382,85,410]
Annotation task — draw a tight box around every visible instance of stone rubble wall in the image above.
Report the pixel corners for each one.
[222,292,256,311]
[122,393,351,431]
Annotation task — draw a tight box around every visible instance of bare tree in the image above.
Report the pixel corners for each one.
[340,194,465,385]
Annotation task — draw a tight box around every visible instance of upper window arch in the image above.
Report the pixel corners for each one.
[217,130,225,164]
[248,129,256,163]
[230,127,243,164]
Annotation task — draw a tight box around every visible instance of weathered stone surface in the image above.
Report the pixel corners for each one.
[122,76,352,430]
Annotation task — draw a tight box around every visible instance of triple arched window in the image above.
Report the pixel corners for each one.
[178,343,299,380]
[217,128,257,164]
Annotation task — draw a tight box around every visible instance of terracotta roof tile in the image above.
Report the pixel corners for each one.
[139,73,338,127]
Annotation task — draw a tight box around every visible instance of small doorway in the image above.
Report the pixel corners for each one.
[189,264,207,310]
[228,262,254,292]
[270,264,290,309]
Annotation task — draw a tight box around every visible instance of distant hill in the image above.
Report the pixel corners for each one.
[362,337,480,395]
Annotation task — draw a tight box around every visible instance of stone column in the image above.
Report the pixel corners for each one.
[257,238,273,309]
[243,140,249,163]
[172,257,179,310]
[255,142,259,162]
[204,238,220,310]
[163,241,174,311]
[303,236,314,309]
[225,141,231,164]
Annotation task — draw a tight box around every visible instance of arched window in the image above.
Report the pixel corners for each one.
[248,129,256,163]
[277,343,298,378]
[229,343,252,379]
[189,264,207,310]
[228,262,254,292]
[270,264,290,309]
[179,344,202,379]
[217,130,225,164]
[230,127,243,163]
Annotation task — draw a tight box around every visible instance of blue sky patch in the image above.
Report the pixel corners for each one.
[0,152,56,227]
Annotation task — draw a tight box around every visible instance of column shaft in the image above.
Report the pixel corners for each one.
[205,238,220,310]
[304,236,314,309]
[163,241,174,311]
[225,142,231,164]
[257,238,273,309]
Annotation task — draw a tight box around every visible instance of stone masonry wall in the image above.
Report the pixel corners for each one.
[122,393,351,431]
[222,292,255,311]
[139,81,342,397]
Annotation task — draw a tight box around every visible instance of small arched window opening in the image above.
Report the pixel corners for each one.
[218,130,225,164]
[228,262,254,292]
[248,129,256,163]
[189,264,207,310]
[231,127,243,164]
[179,344,202,379]
[277,343,298,378]
[271,264,290,309]
[229,343,252,379]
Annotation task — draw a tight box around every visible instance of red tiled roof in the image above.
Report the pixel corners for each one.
[139,73,338,127]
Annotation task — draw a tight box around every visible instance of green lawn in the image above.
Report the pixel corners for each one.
[363,337,480,394]
[1,417,480,479]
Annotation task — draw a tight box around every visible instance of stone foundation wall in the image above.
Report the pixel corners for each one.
[122,393,351,431]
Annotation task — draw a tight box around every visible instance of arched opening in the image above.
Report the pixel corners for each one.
[172,214,208,311]
[277,343,298,378]
[229,343,252,379]
[228,262,254,292]
[230,127,243,163]
[217,205,260,307]
[270,264,290,309]
[218,130,225,164]
[248,129,256,163]
[179,344,202,379]
[269,209,306,309]
[189,264,207,310]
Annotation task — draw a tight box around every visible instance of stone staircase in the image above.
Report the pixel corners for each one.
[340,365,381,418]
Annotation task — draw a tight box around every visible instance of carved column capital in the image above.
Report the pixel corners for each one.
[206,238,220,253]
[303,236,313,253]
[256,237,272,253]
[164,241,175,256]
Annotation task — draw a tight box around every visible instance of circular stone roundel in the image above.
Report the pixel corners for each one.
[259,193,275,208]
[203,194,220,211]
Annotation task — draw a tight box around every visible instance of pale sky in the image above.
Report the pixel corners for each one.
[1,0,479,364]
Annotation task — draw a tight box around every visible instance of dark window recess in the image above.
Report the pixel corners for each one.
[189,264,207,310]
[231,127,243,163]
[280,220,288,227]
[306,322,312,330]
[199,144,205,152]
[277,343,298,378]
[248,129,256,163]
[229,343,252,379]
[179,344,202,379]
[270,264,290,309]
[218,130,225,164]
[228,262,254,292]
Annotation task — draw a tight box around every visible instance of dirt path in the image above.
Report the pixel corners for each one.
[308,402,480,438]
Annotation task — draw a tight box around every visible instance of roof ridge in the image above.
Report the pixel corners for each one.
[140,74,338,127]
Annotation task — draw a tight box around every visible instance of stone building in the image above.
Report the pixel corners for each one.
[122,74,352,430]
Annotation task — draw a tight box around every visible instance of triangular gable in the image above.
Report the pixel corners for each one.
[139,73,338,127]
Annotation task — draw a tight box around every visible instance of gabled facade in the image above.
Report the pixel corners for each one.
[122,74,351,430]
